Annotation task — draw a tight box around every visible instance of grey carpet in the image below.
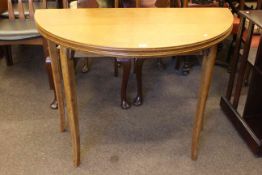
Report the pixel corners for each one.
[0,43,261,175]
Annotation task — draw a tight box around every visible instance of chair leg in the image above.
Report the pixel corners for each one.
[50,88,58,109]
[156,58,166,70]
[81,58,89,73]
[45,56,58,109]
[114,58,119,77]
[174,56,181,70]
[43,39,58,109]
[133,59,144,106]
[133,59,136,74]
[69,50,89,74]
[175,56,192,75]
[0,47,2,57]
[120,59,131,109]
[181,56,193,75]
[215,43,230,68]
[4,46,14,66]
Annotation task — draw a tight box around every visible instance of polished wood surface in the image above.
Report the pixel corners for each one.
[192,45,217,159]
[60,46,80,166]
[35,8,233,57]
[35,8,233,166]
[0,0,8,14]
[47,41,66,132]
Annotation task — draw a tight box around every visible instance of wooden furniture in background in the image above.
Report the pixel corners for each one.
[0,0,57,109]
[66,0,172,109]
[66,0,143,109]
[0,0,8,13]
[114,0,175,109]
[35,8,233,166]
[174,0,223,75]
[226,0,261,65]
[220,10,262,156]
[115,0,160,109]
[0,0,8,59]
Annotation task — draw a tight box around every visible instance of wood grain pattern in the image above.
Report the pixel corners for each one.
[115,0,119,7]
[60,46,80,167]
[191,45,217,160]
[7,0,15,20]
[35,8,233,58]
[18,0,25,20]
[226,16,246,100]
[29,0,35,19]
[136,0,141,7]
[47,40,66,132]
[0,0,8,14]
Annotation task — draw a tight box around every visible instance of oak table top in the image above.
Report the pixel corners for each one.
[35,8,233,57]
[35,8,233,167]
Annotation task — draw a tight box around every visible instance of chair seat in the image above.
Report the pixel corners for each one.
[0,19,40,40]
[1,1,57,17]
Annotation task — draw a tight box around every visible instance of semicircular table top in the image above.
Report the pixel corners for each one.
[35,8,233,57]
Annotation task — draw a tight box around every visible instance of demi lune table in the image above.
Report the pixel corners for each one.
[35,8,233,166]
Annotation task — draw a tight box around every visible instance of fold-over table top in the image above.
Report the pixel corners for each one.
[35,8,233,58]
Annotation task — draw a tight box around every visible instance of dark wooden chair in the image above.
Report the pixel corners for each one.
[0,0,8,13]
[0,0,8,59]
[220,9,262,158]
[65,0,135,109]
[115,0,174,109]
[0,0,57,108]
[65,0,179,109]
[68,0,115,74]
[237,0,262,85]
[222,0,261,85]
[174,0,253,75]
[225,0,257,66]
[174,0,224,75]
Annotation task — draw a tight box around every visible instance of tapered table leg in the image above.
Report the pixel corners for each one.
[191,45,217,160]
[47,40,65,132]
[59,46,80,167]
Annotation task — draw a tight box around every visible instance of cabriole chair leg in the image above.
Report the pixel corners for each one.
[133,59,144,106]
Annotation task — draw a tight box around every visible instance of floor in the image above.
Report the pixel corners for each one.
[0,44,261,175]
